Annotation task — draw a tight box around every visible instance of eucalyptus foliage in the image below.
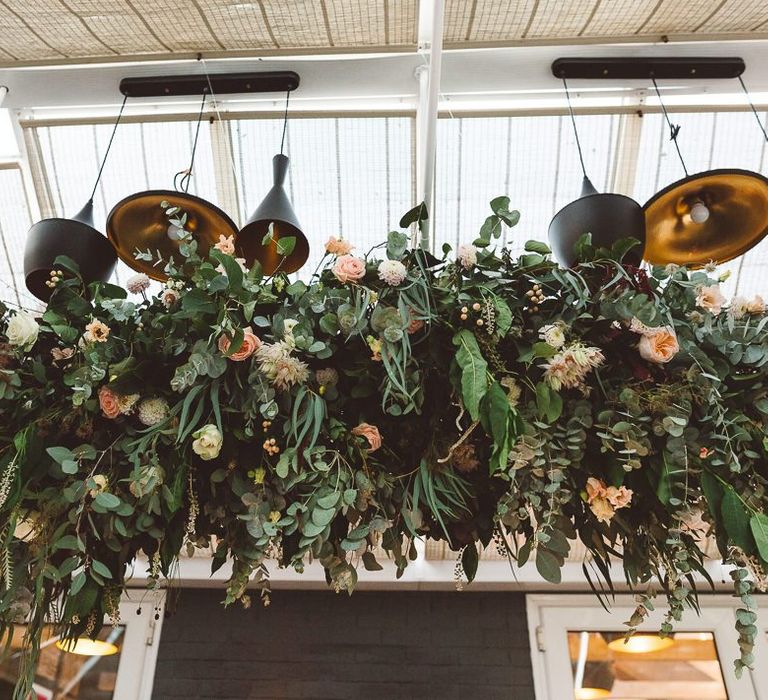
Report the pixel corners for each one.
[1,197,768,695]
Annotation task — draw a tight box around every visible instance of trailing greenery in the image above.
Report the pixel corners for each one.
[2,196,768,695]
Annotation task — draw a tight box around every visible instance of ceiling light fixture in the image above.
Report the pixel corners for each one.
[547,70,645,267]
[23,95,124,300]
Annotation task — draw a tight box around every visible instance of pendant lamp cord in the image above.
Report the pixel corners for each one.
[561,77,588,179]
[651,76,688,177]
[280,89,290,155]
[89,93,128,202]
[175,90,208,193]
[737,75,768,144]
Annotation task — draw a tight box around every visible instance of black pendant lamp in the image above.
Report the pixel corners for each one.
[236,90,309,275]
[106,90,238,282]
[548,76,645,267]
[23,97,126,301]
[644,75,768,267]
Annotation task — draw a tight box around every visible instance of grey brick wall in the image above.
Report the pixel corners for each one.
[151,589,536,700]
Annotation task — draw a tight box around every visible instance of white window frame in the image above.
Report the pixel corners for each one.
[526,593,768,700]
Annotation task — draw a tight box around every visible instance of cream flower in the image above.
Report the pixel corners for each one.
[6,311,39,350]
[161,288,181,309]
[638,326,679,364]
[126,273,150,295]
[696,284,725,315]
[117,393,140,415]
[352,423,382,452]
[84,319,110,343]
[748,295,765,315]
[192,424,223,461]
[324,237,354,256]
[255,341,310,391]
[332,255,366,283]
[137,397,170,426]
[457,244,477,270]
[214,234,236,256]
[50,347,75,363]
[377,259,407,286]
[315,367,339,387]
[541,343,604,391]
[729,296,748,321]
[89,474,108,498]
[539,323,566,349]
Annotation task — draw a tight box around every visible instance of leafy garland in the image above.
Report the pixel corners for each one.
[2,196,768,694]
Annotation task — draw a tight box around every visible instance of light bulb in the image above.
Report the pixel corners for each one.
[690,201,710,224]
[167,223,184,241]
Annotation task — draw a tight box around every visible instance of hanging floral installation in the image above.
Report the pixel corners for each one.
[2,197,768,692]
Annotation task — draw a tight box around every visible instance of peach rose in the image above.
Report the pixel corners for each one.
[351,422,382,452]
[325,237,354,256]
[218,327,262,361]
[589,497,615,524]
[98,386,121,419]
[585,477,607,503]
[748,295,765,315]
[407,308,425,335]
[605,485,632,509]
[214,234,236,256]
[696,284,725,315]
[638,326,679,364]
[332,255,366,283]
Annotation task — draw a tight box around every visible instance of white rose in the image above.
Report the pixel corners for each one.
[6,311,39,350]
[192,423,223,461]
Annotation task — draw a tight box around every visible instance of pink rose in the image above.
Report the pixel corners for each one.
[589,497,615,523]
[218,327,262,362]
[325,237,354,256]
[638,326,679,364]
[352,422,382,452]
[332,255,366,284]
[98,386,121,419]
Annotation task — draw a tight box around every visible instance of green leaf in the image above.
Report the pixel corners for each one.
[94,492,121,510]
[536,547,562,584]
[386,230,409,260]
[462,544,479,583]
[399,202,428,230]
[701,471,724,525]
[91,559,112,579]
[722,490,753,552]
[276,236,297,256]
[452,329,489,421]
[750,513,768,565]
[524,240,551,255]
[362,551,383,571]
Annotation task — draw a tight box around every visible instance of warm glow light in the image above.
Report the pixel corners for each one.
[574,688,612,700]
[607,634,674,654]
[55,638,119,656]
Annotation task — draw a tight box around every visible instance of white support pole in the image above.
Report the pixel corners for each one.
[415,0,444,252]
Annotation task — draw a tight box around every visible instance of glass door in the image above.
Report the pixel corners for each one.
[0,591,164,700]
[527,594,768,700]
